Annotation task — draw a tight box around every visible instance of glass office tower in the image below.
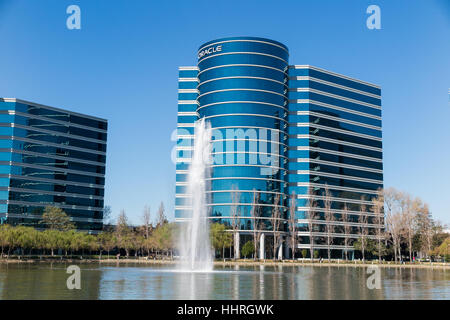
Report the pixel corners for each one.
[0,98,107,232]
[288,65,383,258]
[175,37,383,259]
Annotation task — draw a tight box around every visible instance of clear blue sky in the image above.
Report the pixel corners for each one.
[0,0,449,225]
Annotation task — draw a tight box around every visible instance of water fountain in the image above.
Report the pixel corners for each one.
[178,118,213,271]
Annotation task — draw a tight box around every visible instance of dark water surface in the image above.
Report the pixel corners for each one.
[0,263,448,300]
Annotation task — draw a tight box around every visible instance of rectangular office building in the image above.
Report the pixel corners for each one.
[0,98,107,232]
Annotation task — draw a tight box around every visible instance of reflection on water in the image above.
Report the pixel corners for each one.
[0,263,448,300]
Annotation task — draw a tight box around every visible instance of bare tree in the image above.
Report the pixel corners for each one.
[306,187,317,261]
[342,203,351,261]
[142,205,152,239]
[323,185,334,261]
[384,188,403,262]
[156,202,167,228]
[358,196,369,262]
[288,191,297,260]
[272,193,282,260]
[230,185,241,259]
[402,195,417,263]
[251,190,262,260]
[371,188,384,262]
[416,202,433,259]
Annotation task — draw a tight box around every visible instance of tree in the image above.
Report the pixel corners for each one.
[102,205,112,228]
[323,185,334,261]
[230,185,241,259]
[272,193,282,260]
[250,190,262,260]
[156,202,168,228]
[384,188,403,262]
[358,195,369,262]
[241,241,255,259]
[288,191,297,260]
[40,206,75,231]
[210,223,232,260]
[301,249,308,259]
[116,210,132,257]
[142,205,152,240]
[342,203,351,261]
[0,224,12,257]
[371,188,385,262]
[306,187,317,261]
[403,196,418,262]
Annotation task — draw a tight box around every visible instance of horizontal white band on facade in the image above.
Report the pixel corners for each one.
[206,176,286,183]
[175,146,193,151]
[292,170,382,184]
[2,98,108,123]
[296,194,375,206]
[291,159,383,174]
[291,99,381,120]
[175,159,191,164]
[0,173,104,189]
[198,64,287,77]
[204,113,287,123]
[291,123,382,141]
[291,88,381,110]
[296,208,383,218]
[0,148,106,167]
[297,219,383,229]
[291,111,382,130]
[290,134,382,152]
[3,199,103,212]
[1,123,107,145]
[211,151,287,160]
[289,65,381,89]
[1,110,107,133]
[290,76,381,99]
[211,164,286,171]
[1,186,103,200]
[290,146,382,163]
[178,89,199,94]
[177,112,198,116]
[197,100,287,112]
[198,76,287,88]
[211,138,288,148]
[178,78,199,82]
[198,51,288,65]
[198,87,287,99]
[296,244,356,250]
[177,123,195,127]
[0,161,105,178]
[207,125,286,134]
[291,182,381,195]
[0,135,106,156]
[178,100,199,105]
[176,189,286,197]
[198,39,289,54]
[178,66,199,71]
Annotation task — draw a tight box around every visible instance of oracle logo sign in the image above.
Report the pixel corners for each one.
[198,45,222,59]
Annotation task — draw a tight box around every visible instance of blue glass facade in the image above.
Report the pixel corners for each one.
[176,37,383,258]
[288,66,383,256]
[176,37,289,236]
[0,98,107,232]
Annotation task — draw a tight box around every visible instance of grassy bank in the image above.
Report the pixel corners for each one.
[1,257,449,269]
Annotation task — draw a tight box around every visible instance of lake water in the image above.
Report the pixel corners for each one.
[0,263,448,300]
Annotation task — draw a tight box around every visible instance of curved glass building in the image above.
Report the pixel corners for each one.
[197,37,289,231]
[176,37,383,260]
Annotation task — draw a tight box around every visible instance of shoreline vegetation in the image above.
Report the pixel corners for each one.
[1,257,449,269]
